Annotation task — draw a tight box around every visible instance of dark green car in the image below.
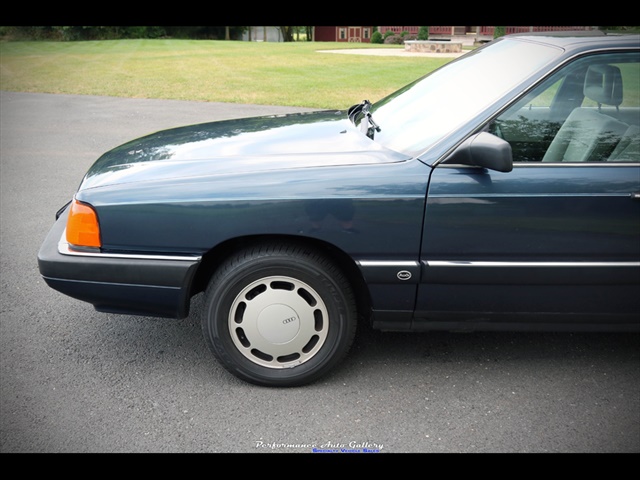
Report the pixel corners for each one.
[39,31,640,387]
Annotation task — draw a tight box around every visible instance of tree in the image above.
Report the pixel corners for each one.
[304,26,313,41]
[279,26,296,42]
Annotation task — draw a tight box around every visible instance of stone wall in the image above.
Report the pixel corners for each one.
[404,40,462,53]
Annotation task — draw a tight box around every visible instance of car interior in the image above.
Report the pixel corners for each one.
[490,57,640,164]
[542,65,630,162]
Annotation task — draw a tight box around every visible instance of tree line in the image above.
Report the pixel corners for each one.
[3,26,636,42]
[0,26,313,41]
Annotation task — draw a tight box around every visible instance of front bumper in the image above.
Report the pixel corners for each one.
[37,207,201,319]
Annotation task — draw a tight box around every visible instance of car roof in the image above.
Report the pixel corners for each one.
[503,30,640,53]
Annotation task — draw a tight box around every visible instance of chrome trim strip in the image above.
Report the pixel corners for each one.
[512,163,640,167]
[440,163,640,168]
[357,260,420,267]
[429,193,629,198]
[426,260,640,268]
[58,232,201,262]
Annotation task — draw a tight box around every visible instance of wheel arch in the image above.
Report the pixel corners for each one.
[189,234,372,323]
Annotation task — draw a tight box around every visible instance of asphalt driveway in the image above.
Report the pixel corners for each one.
[1,91,639,453]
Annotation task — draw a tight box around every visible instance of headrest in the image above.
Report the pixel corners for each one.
[584,64,623,107]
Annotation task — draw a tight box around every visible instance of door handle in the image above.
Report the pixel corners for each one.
[632,193,640,200]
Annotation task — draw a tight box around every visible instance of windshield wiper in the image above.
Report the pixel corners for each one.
[348,99,381,139]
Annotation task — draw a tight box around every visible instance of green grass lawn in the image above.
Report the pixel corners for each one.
[0,39,455,109]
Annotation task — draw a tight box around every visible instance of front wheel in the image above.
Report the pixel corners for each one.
[201,243,357,387]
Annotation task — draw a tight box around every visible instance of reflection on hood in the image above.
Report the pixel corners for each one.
[80,110,409,191]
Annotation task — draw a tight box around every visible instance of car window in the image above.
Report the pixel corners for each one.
[369,38,562,157]
[490,52,640,163]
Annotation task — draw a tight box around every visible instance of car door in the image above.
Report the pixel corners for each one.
[414,50,640,328]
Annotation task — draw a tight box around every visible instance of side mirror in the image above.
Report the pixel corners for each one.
[445,131,513,172]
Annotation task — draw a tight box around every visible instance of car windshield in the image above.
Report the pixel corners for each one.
[368,37,564,157]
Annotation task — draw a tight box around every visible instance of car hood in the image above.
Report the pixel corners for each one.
[79,110,408,191]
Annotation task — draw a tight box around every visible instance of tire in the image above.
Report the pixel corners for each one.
[201,243,358,387]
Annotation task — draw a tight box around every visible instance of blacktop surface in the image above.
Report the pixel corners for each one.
[2,89,639,453]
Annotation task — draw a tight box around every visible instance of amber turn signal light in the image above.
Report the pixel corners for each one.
[66,199,101,248]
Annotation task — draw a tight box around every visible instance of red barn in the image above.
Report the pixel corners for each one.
[313,26,373,43]
[378,26,597,43]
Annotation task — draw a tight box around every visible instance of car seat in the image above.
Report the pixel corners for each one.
[542,64,629,162]
[608,124,640,161]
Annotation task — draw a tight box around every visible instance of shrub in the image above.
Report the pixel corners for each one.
[418,26,429,40]
[371,31,384,44]
[384,33,417,44]
[383,34,404,45]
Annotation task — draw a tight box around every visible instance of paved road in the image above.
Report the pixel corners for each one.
[1,91,639,453]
